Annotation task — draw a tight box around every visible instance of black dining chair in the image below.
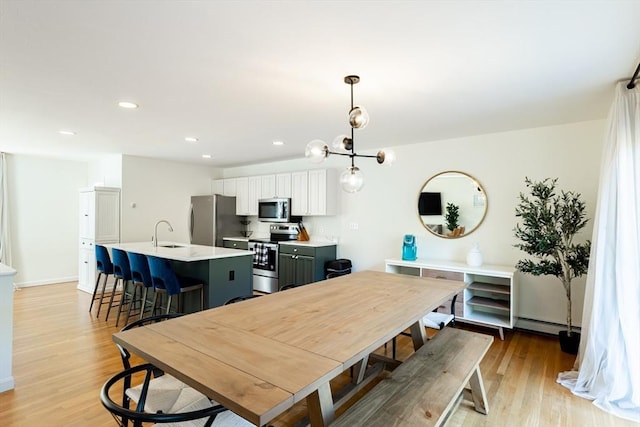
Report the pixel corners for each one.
[100,363,228,427]
[114,314,254,427]
[279,283,304,291]
[223,294,262,305]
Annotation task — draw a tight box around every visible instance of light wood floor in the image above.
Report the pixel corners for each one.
[0,282,635,427]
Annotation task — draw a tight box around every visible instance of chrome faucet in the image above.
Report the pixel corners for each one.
[153,220,174,247]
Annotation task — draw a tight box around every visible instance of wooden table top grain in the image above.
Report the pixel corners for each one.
[112,270,465,426]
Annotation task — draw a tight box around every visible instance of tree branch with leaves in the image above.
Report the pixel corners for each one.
[514,177,591,336]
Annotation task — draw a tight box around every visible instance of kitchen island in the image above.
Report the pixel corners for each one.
[108,242,253,310]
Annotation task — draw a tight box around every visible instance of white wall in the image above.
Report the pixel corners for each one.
[224,119,605,328]
[120,155,221,243]
[88,154,122,187]
[6,154,87,286]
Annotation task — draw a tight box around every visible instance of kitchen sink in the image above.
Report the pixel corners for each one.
[159,244,184,248]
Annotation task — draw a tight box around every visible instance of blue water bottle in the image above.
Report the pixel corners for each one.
[402,234,417,261]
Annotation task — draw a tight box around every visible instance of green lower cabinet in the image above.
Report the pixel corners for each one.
[278,244,336,289]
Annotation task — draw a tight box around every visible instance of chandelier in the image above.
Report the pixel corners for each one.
[305,75,395,193]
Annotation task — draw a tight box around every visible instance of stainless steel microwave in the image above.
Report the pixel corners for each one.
[258,198,291,223]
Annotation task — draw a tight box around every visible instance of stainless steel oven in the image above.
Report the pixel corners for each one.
[249,224,299,293]
[248,239,279,293]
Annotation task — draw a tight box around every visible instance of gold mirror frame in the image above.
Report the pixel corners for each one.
[417,171,488,238]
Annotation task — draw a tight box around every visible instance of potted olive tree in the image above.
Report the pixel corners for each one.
[514,178,591,354]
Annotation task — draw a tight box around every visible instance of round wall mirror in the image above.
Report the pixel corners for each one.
[417,171,487,238]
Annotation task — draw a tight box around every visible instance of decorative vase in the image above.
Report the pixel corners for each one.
[559,330,580,355]
[466,243,483,267]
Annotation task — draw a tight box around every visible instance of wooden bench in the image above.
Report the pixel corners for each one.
[331,327,493,427]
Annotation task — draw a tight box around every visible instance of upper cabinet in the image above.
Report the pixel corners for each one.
[79,187,120,242]
[291,169,337,216]
[275,173,292,198]
[212,178,237,196]
[291,171,308,216]
[224,169,337,217]
[307,169,337,216]
[261,175,276,199]
[235,176,261,216]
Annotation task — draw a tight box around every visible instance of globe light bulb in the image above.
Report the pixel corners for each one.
[340,166,364,193]
[332,134,352,152]
[349,106,369,129]
[377,149,396,166]
[305,139,329,163]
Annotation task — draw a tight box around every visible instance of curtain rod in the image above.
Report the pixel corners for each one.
[627,62,640,89]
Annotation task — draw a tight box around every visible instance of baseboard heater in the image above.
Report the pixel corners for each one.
[515,317,581,336]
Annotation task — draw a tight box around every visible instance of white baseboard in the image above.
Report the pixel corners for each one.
[516,317,581,335]
[15,276,78,288]
[77,283,94,294]
[0,376,15,393]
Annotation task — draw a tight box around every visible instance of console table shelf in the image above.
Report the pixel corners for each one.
[468,296,510,311]
[468,282,510,295]
[385,259,516,340]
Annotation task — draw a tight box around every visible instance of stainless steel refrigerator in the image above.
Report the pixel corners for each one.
[189,195,238,247]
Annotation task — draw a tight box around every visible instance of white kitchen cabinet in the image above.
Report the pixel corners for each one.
[235,177,249,215]
[259,174,291,199]
[385,258,516,340]
[78,187,120,293]
[276,173,292,198]
[212,179,224,195]
[78,238,96,292]
[261,175,276,199]
[291,171,308,216]
[307,169,338,216]
[235,176,261,216]
[212,178,237,196]
[247,176,261,215]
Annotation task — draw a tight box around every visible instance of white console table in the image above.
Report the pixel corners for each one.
[385,259,516,340]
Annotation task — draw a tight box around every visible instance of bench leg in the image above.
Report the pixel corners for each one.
[468,366,489,415]
[307,382,335,427]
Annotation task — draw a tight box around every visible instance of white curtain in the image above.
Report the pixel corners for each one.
[0,153,11,267]
[557,82,640,422]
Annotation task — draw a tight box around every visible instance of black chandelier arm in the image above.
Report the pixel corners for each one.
[627,61,640,89]
[325,150,379,160]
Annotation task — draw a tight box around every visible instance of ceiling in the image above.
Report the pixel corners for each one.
[1,1,639,168]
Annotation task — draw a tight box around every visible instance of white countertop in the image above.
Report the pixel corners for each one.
[223,236,251,242]
[278,240,337,248]
[223,237,336,248]
[108,242,253,262]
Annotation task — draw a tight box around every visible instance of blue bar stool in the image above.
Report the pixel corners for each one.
[91,245,114,318]
[147,256,204,314]
[126,252,155,323]
[106,248,134,326]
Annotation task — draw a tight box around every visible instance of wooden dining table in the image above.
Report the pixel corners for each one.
[112,270,466,426]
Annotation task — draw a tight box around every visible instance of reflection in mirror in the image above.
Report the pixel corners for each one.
[417,171,487,238]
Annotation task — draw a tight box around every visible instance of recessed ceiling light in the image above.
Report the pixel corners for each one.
[273,140,284,146]
[185,137,199,143]
[202,154,212,159]
[58,130,76,136]
[118,101,139,109]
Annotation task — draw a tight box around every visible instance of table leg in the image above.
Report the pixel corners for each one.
[409,317,427,351]
[307,382,335,427]
[351,355,369,384]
